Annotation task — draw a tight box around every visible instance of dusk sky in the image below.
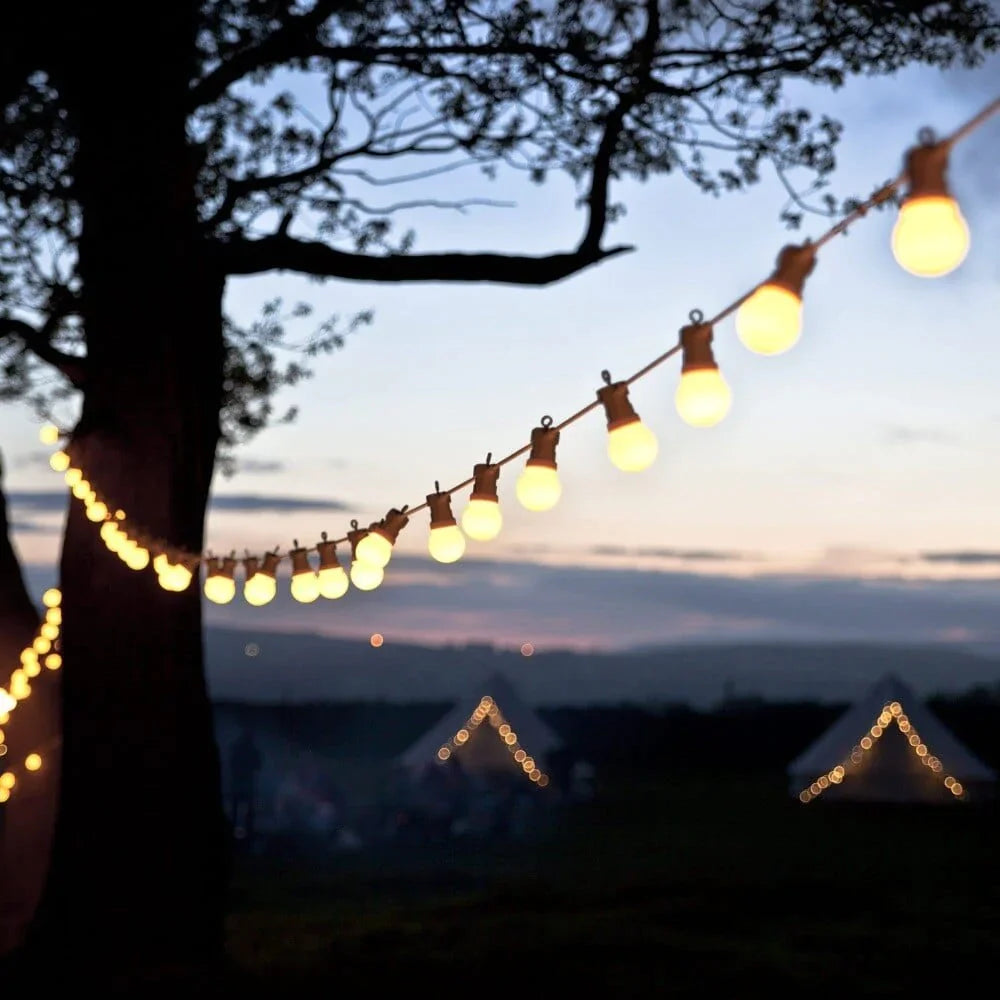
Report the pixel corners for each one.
[6,55,1000,657]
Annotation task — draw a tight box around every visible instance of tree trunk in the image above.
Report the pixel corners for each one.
[13,3,232,982]
[0,457,51,956]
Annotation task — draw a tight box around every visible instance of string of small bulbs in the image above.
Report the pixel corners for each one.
[37,96,999,608]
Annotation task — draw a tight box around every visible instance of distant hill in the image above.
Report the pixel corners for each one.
[205,626,1000,707]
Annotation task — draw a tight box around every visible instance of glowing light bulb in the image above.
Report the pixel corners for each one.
[45,654,62,670]
[24,660,41,678]
[125,546,150,571]
[71,480,90,499]
[25,753,41,771]
[153,553,170,576]
[355,532,393,569]
[169,564,193,592]
[0,772,15,790]
[291,571,320,604]
[735,243,815,356]
[736,285,802,356]
[49,451,70,472]
[675,368,731,428]
[39,424,60,445]
[607,421,658,472]
[65,468,83,487]
[204,575,236,604]
[350,560,384,592]
[86,500,109,523]
[676,316,731,428]
[461,498,503,541]
[318,565,350,599]
[597,378,657,472]
[41,623,59,641]
[244,573,277,606]
[428,524,466,564]
[42,588,61,608]
[892,196,969,277]
[515,465,562,512]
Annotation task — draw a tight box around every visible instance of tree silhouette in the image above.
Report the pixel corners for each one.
[0,0,995,983]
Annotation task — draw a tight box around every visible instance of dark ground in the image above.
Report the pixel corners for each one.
[223,767,999,996]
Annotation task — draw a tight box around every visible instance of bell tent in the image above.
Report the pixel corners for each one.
[398,672,561,787]
[789,673,995,804]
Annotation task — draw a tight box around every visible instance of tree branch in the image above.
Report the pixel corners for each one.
[0,317,87,387]
[217,235,633,286]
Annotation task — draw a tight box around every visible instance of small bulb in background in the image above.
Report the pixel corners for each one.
[39,424,60,446]
[348,524,385,591]
[243,553,280,606]
[676,313,731,428]
[735,243,816,356]
[461,459,503,541]
[892,133,969,277]
[49,451,70,472]
[355,508,410,569]
[516,419,562,512]
[316,534,350,599]
[204,556,237,605]
[426,488,466,564]
[597,374,658,472]
[289,543,320,603]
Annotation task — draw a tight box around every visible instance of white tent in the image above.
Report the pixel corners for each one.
[789,673,996,804]
[398,672,562,787]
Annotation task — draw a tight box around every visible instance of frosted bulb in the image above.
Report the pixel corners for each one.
[290,571,321,604]
[607,420,658,472]
[676,369,732,428]
[71,480,90,499]
[318,565,350,599]
[125,546,150,571]
[355,532,393,569]
[350,560,384,592]
[24,660,41,678]
[158,566,180,592]
[25,753,41,771]
[49,451,70,472]
[42,588,61,608]
[204,574,236,604]
[735,284,802,355]
[170,565,193,592]
[892,196,969,277]
[65,468,83,487]
[515,465,562,512]
[33,637,51,654]
[244,573,277,606]
[461,498,503,541]
[39,424,60,445]
[428,524,466,564]
[86,501,109,523]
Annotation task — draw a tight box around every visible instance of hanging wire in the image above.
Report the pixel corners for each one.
[49,96,1000,565]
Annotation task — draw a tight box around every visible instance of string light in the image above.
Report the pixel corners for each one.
[799,699,967,803]
[735,243,816,356]
[316,534,350,599]
[515,418,562,512]
[31,99,998,604]
[39,423,61,446]
[355,508,410,569]
[461,457,503,541]
[347,524,384,591]
[288,542,321,603]
[675,313,731,428]
[243,552,280,606]
[204,556,238,604]
[426,487,466,564]
[892,130,969,277]
[597,373,658,472]
[436,693,550,788]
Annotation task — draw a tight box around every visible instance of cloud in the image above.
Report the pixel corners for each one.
[210,494,349,512]
[883,424,959,446]
[193,552,1000,655]
[589,544,752,562]
[919,551,1000,565]
[234,459,286,475]
[9,519,58,535]
[7,490,349,515]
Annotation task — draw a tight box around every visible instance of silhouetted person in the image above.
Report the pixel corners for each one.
[229,725,262,842]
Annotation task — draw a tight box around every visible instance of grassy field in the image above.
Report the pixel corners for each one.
[224,769,999,995]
